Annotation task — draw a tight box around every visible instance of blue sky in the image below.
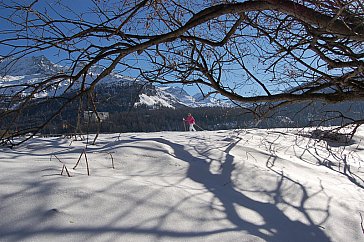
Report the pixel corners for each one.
[0,0,270,98]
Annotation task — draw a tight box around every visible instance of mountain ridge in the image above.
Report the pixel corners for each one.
[0,55,229,108]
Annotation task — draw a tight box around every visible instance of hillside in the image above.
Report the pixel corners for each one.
[0,55,227,108]
[1,55,364,139]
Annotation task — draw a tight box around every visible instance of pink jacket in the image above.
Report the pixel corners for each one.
[185,115,195,124]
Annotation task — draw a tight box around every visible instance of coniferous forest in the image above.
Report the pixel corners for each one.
[2,80,364,137]
[39,101,364,136]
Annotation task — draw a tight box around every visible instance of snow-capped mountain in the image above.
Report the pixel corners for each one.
[0,55,228,108]
[0,56,70,98]
[193,92,231,107]
[157,86,194,106]
[154,86,231,108]
[0,55,61,76]
[154,86,202,108]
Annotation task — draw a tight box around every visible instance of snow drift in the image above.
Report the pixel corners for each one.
[0,127,363,242]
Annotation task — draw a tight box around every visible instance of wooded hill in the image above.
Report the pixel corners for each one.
[2,80,364,136]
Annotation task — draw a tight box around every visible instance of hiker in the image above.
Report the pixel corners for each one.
[183,113,196,131]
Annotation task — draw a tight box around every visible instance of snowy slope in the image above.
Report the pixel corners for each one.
[0,56,70,98]
[0,55,61,76]
[193,92,231,107]
[157,86,231,108]
[0,56,227,108]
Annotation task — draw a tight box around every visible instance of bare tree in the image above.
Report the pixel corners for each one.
[0,0,363,145]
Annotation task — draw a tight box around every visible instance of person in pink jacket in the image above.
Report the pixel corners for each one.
[183,113,196,131]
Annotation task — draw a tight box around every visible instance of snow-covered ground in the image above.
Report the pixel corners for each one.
[0,127,363,242]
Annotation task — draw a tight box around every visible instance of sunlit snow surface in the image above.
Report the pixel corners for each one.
[0,127,363,242]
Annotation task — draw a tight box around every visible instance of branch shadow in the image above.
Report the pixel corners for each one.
[0,133,332,242]
[295,129,364,189]
[150,136,331,242]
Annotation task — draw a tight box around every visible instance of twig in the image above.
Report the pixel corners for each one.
[72,149,90,175]
[61,164,71,177]
[52,154,71,177]
[73,150,84,169]
[107,152,115,169]
[84,150,90,176]
[360,212,364,235]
